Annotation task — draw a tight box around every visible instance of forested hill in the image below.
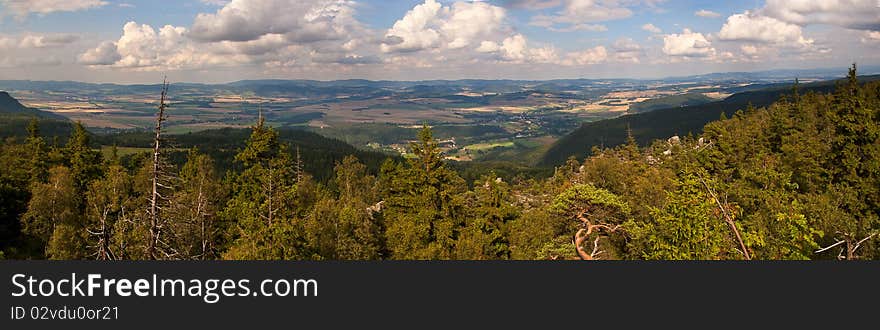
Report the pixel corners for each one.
[1,67,877,260]
[540,75,880,166]
[0,92,72,139]
[97,127,396,181]
[0,92,64,120]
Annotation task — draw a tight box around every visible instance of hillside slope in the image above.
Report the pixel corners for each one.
[539,75,880,166]
[0,92,72,139]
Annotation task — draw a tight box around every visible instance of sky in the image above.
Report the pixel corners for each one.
[0,0,878,83]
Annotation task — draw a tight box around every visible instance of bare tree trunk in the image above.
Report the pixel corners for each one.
[573,210,620,260]
[696,172,751,260]
[147,79,169,260]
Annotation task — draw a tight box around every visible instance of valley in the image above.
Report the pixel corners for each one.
[0,67,862,166]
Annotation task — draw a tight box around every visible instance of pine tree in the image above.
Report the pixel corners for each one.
[455,174,517,259]
[167,149,222,259]
[223,115,304,260]
[382,126,467,259]
[26,118,49,184]
[66,121,102,196]
[304,156,384,260]
[820,64,880,259]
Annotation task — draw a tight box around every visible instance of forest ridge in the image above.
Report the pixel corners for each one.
[0,66,878,261]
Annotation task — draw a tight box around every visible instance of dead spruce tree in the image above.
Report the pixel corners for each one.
[145,79,178,259]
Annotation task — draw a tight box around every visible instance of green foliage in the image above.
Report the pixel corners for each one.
[166,149,224,259]
[223,119,307,260]
[303,156,384,260]
[66,122,103,194]
[381,126,468,259]
[1,68,878,260]
[626,171,734,260]
[629,93,714,113]
[22,167,80,257]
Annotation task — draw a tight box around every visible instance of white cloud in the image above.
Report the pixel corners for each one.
[496,34,558,63]
[546,23,608,32]
[442,1,507,49]
[761,0,880,31]
[381,0,507,53]
[189,0,365,43]
[641,23,661,33]
[18,34,79,48]
[78,22,230,70]
[78,41,121,65]
[662,28,715,58]
[476,40,500,53]
[862,31,880,44]
[381,0,443,52]
[563,45,608,65]
[1,0,107,18]
[529,0,638,31]
[502,0,562,10]
[718,12,814,49]
[0,33,80,49]
[695,9,720,18]
[0,33,77,68]
[612,37,642,63]
[200,0,230,5]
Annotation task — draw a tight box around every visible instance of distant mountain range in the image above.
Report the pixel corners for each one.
[2,65,877,91]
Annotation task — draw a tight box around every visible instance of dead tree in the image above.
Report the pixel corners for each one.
[695,171,751,260]
[816,232,877,260]
[87,204,116,261]
[147,79,170,260]
[573,210,620,260]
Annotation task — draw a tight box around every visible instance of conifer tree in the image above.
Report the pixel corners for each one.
[167,149,222,259]
[223,115,304,260]
[26,118,49,184]
[84,164,132,260]
[382,126,467,259]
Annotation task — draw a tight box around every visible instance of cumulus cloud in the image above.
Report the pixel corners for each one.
[0,33,80,50]
[718,12,814,49]
[528,0,641,31]
[563,45,608,65]
[694,9,720,18]
[78,22,233,70]
[381,0,507,53]
[189,0,365,43]
[662,29,715,58]
[611,37,642,63]
[641,23,661,33]
[1,0,107,18]
[78,41,121,65]
[82,0,383,72]
[0,32,77,68]
[18,34,79,48]
[474,34,555,63]
[761,0,880,31]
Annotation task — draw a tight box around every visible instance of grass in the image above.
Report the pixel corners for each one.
[462,141,515,151]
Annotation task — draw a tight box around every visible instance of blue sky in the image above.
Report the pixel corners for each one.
[0,0,877,83]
